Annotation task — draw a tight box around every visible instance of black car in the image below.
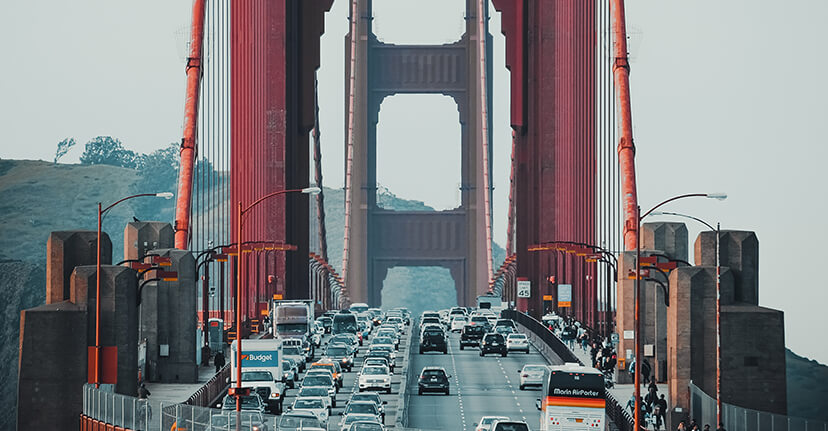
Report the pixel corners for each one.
[459,324,485,350]
[419,327,447,354]
[480,333,508,357]
[325,345,354,371]
[417,367,450,395]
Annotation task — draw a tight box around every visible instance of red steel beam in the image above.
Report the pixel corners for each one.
[174,0,207,249]
[611,0,640,250]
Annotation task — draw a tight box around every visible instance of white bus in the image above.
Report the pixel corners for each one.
[538,363,606,431]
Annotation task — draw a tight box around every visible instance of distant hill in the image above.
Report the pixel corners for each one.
[786,349,828,421]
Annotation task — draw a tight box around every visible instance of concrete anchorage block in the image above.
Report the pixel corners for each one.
[124,222,174,261]
[140,248,197,383]
[72,265,139,397]
[17,302,87,431]
[46,231,111,304]
[642,222,689,263]
[695,230,759,305]
[666,266,735,429]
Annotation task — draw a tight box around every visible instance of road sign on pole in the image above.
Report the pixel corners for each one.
[517,280,531,298]
[558,284,572,307]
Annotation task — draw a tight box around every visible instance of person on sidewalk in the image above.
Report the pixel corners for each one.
[214,351,226,372]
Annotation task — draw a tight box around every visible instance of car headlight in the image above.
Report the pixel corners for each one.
[271,392,279,398]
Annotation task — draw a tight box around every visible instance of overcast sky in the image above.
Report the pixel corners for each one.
[1,0,825,365]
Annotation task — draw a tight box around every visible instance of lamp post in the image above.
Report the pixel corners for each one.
[94,192,173,387]
[634,193,725,431]
[649,210,723,426]
[233,186,320,412]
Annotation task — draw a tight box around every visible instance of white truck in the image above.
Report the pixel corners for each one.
[229,339,286,414]
[271,300,316,359]
[477,294,506,313]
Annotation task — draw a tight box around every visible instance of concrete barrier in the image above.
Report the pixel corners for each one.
[395,319,418,429]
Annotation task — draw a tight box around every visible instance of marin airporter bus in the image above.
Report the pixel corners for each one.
[536,363,606,431]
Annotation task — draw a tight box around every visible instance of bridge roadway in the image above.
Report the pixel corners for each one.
[406,331,556,431]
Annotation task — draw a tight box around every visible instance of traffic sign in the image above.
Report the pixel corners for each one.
[558,284,572,308]
[517,280,531,298]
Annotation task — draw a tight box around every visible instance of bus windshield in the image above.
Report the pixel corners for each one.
[332,314,358,335]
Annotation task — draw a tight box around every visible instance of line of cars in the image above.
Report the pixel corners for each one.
[211,306,410,430]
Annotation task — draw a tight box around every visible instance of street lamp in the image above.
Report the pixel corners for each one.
[649,210,723,426]
[94,192,173,387]
[634,193,725,431]
[233,186,319,411]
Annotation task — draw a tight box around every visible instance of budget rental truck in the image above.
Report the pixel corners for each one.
[229,338,286,414]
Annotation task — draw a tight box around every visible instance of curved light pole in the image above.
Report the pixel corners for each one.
[650,210,723,426]
[233,186,319,412]
[94,192,173,387]
[634,193,725,431]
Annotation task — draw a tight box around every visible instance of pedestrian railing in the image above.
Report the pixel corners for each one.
[185,363,230,407]
[503,309,633,431]
[689,382,827,431]
[82,384,277,431]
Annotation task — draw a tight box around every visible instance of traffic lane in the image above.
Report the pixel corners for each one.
[281,328,408,430]
[407,331,549,430]
[406,342,463,431]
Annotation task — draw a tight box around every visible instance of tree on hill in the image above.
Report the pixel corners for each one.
[79,136,138,168]
[130,143,179,221]
[53,138,76,163]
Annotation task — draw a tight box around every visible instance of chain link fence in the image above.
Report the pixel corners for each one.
[83,384,278,430]
[689,382,827,431]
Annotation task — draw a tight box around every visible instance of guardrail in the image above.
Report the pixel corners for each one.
[81,384,277,431]
[185,363,230,407]
[503,309,633,431]
[689,382,827,431]
[395,318,418,429]
[502,309,580,363]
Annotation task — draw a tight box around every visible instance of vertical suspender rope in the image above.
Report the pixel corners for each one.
[341,0,359,301]
[174,0,208,250]
[477,0,494,282]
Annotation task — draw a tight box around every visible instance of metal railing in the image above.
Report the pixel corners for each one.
[503,309,633,431]
[185,363,230,407]
[82,384,277,431]
[689,382,827,431]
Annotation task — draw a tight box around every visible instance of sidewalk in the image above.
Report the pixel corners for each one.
[567,341,670,412]
[144,364,219,404]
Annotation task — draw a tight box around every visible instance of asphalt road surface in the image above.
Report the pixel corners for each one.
[406,330,551,431]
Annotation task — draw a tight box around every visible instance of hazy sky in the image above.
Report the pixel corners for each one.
[1,1,825,364]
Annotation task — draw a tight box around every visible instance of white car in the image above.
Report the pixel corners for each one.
[450,316,468,332]
[475,416,510,431]
[385,316,405,333]
[297,385,334,410]
[518,364,547,390]
[289,396,329,425]
[358,365,392,393]
[506,333,530,353]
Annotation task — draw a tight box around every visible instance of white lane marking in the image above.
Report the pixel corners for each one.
[447,332,467,430]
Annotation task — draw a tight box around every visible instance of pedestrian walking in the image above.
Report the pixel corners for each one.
[138,382,151,399]
[642,358,652,385]
[214,351,226,372]
[656,394,667,428]
[716,423,726,431]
